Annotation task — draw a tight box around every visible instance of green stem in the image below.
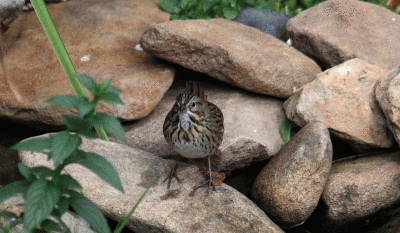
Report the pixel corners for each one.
[30,0,108,140]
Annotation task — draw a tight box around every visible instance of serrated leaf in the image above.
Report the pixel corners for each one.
[9,137,50,152]
[181,0,197,9]
[96,78,112,93]
[47,95,81,109]
[76,74,97,95]
[91,113,125,140]
[40,219,62,232]
[68,150,124,193]
[23,179,60,231]
[105,85,122,95]
[159,0,182,14]
[0,180,30,202]
[281,117,295,143]
[18,163,32,179]
[59,174,82,191]
[49,131,82,165]
[62,115,95,138]
[0,211,17,219]
[69,191,110,233]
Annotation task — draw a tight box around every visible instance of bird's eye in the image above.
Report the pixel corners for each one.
[190,102,196,108]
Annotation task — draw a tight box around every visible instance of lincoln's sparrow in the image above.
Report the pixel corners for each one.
[163,81,224,191]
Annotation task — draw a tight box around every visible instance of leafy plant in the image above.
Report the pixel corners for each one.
[0,75,125,232]
[281,117,296,143]
[159,0,398,20]
[159,0,274,20]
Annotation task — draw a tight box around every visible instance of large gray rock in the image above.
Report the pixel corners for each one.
[19,134,284,233]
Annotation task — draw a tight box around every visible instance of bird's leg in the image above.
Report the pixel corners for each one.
[194,155,216,193]
[163,161,181,189]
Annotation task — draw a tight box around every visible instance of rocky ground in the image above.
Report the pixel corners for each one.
[1,0,400,232]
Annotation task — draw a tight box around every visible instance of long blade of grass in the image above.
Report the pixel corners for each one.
[30,0,108,140]
[113,174,158,233]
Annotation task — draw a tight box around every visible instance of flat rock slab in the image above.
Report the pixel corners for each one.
[252,122,332,229]
[284,58,393,152]
[285,0,400,70]
[375,66,400,146]
[0,0,174,129]
[111,76,286,175]
[140,18,321,98]
[19,134,284,233]
[316,151,400,232]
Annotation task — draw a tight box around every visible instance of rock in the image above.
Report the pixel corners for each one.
[285,0,400,70]
[0,0,174,129]
[0,0,24,29]
[375,66,400,146]
[284,58,393,152]
[19,134,285,233]
[109,75,286,176]
[0,193,94,232]
[140,18,321,98]
[234,8,292,40]
[252,122,332,229]
[316,151,400,233]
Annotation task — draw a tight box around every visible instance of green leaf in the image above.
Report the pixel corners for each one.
[47,95,81,109]
[56,197,70,216]
[180,0,197,9]
[59,174,82,191]
[159,0,182,14]
[9,218,23,228]
[91,113,125,140]
[222,6,239,19]
[69,191,110,233]
[62,115,95,138]
[281,118,295,143]
[23,179,60,231]
[0,180,30,202]
[49,131,82,165]
[203,0,220,12]
[9,137,50,152]
[77,98,97,119]
[31,166,53,179]
[171,14,190,20]
[68,150,124,193]
[40,219,62,232]
[18,163,32,179]
[0,211,18,219]
[76,74,97,95]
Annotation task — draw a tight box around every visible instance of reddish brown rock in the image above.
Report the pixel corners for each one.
[375,66,400,146]
[0,0,173,129]
[140,18,321,98]
[284,59,392,151]
[285,0,400,70]
[252,122,332,229]
[317,151,400,233]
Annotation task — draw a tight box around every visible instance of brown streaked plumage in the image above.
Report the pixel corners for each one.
[163,81,224,191]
